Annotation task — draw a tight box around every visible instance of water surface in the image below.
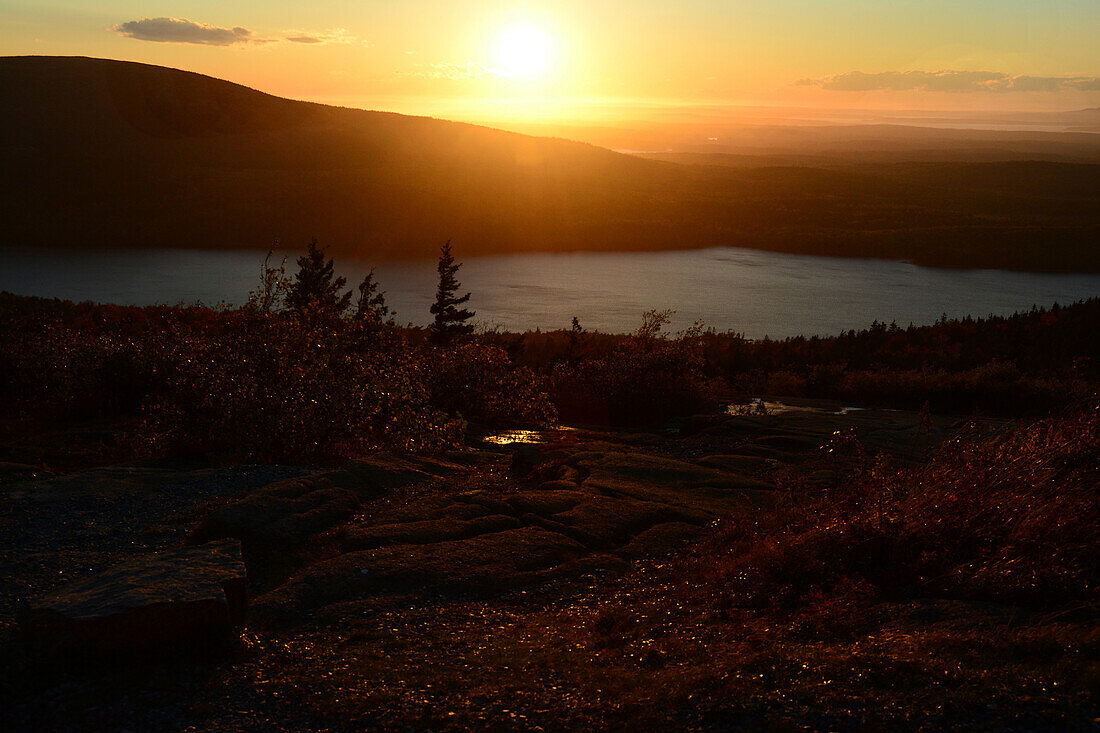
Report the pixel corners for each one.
[1,246,1097,338]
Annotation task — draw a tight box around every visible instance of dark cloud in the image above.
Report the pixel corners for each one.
[798,70,1100,93]
[112,17,254,46]
[286,36,323,44]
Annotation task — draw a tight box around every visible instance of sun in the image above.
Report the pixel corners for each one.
[493,22,556,80]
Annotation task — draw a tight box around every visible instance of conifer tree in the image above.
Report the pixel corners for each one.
[355,268,392,323]
[567,316,584,360]
[429,240,475,344]
[286,238,352,320]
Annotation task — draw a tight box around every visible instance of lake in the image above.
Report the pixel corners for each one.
[1,246,1098,338]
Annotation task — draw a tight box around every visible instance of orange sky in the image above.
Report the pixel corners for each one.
[4,1,1099,123]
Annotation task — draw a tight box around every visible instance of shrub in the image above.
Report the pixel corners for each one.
[0,291,563,461]
[426,342,557,426]
[550,310,715,426]
[144,315,463,462]
[708,407,1100,611]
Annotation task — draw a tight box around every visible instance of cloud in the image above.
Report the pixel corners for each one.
[1063,78,1100,92]
[283,28,357,45]
[397,63,503,81]
[112,17,258,46]
[798,70,1100,93]
[112,18,364,47]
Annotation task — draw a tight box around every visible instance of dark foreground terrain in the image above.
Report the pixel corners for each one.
[2,401,1096,731]
[1,289,1097,729]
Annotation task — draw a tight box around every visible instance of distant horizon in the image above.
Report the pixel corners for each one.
[8,53,1100,137]
[4,55,1097,269]
[304,93,1100,128]
[4,0,1098,123]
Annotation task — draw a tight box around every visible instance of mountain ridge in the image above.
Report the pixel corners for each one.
[2,56,1098,271]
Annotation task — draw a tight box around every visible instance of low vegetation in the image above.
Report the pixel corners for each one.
[708,407,1098,610]
[2,245,1096,729]
[525,406,1099,728]
[0,242,554,462]
[489,297,1100,418]
[2,266,1098,463]
[549,310,715,425]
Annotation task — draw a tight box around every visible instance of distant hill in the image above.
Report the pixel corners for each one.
[2,56,1099,271]
[1059,107,1100,132]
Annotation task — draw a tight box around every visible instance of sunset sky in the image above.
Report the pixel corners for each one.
[4,1,1099,121]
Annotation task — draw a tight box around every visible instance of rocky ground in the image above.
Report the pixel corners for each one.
[2,404,1091,731]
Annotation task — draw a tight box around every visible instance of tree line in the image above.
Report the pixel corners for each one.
[267,237,475,346]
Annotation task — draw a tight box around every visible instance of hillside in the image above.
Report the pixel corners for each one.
[2,289,1097,729]
[2,56,1099,270]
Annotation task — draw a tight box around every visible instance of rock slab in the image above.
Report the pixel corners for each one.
[19,539,246,658]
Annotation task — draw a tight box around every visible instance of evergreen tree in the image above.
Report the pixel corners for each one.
[429,240,475,344]
[355,268,392,323]
[567,316,585,361]
[285,238,352,320]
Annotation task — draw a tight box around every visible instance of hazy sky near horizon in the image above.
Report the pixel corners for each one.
[3,1,1099,120]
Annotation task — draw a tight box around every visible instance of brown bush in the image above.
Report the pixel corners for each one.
[550,310,716,426]
[708,407,1100,611]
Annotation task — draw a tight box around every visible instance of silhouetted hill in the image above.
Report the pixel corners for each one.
[2,56,1099,271]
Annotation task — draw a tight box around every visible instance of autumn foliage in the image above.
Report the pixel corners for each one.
[549,309,715,426]
[2,285,1098,461]
[706,406,1100,612]
[0,292,554,462]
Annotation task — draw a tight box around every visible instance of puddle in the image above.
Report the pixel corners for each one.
[481,426,578,446]
[482,429,545,446]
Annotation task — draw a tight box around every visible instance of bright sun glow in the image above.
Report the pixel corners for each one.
[493,22,556,80]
